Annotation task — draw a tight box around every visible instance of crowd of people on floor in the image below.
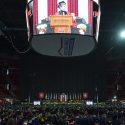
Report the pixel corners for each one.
[0,103,125,125]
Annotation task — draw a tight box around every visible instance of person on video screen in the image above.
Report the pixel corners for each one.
[58,1,68,15]
[57,1,87,35]
[36,0,88,35]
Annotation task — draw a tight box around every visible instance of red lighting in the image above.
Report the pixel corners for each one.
[39,92,44,99]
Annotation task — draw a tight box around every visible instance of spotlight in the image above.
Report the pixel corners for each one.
[120,30,125,39]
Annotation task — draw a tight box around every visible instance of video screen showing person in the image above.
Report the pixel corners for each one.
[26,0,100,36]
[31,0,94,35]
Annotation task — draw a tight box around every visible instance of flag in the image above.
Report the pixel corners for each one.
[79,93,81,100]
[50,93,53,100]
[48,93,50,100]
[73,93,75,100]
[55,93,58,100]
[83,92,88,99]
[78,93,79,100]
[53,93,55,99]
[75,93,77,100]
[45,93,48,100]
[95,87,98,92]
[117,84,119,91]
[69,93,72,100]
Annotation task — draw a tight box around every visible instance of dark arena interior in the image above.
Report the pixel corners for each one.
[0,0,125,125]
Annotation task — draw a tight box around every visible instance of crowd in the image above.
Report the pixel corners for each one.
[0,103,125,125]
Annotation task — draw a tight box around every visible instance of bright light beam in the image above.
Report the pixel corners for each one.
[120,30,125,39]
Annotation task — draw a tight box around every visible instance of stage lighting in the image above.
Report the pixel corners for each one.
[120,30,125,39]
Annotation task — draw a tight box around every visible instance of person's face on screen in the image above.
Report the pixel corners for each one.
[60,3,67,11]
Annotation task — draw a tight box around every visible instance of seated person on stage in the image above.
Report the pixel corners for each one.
[36,17,54,34]
[36,0,87,35]
[71,13,87,35]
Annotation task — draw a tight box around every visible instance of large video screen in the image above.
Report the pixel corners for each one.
[33,0,94,35]
[26,0,100,38]
[26,0,100,56]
